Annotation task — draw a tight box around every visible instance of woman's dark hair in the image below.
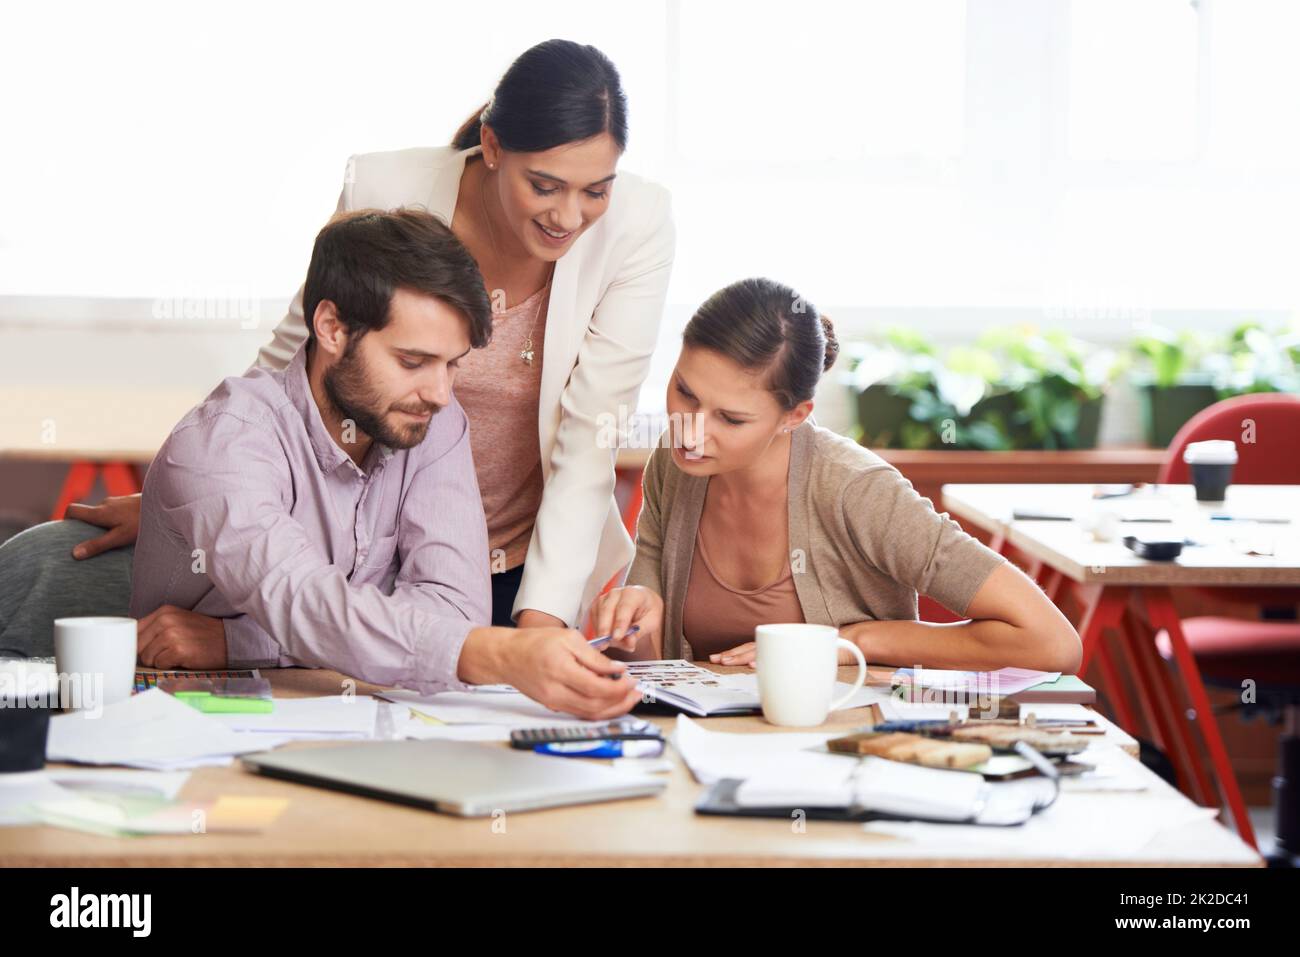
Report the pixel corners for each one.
[682,278,840,411]
[452,39,628,153]
[303,208,493,351]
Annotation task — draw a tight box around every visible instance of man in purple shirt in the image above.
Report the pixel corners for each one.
[129,208,640,720]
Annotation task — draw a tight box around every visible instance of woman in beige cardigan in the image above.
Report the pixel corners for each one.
[592,278,1082,673]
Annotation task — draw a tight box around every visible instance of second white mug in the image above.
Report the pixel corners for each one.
[755,623,866,727]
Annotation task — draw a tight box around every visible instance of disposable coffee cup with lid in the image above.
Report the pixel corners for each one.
[1183,440,1237,502]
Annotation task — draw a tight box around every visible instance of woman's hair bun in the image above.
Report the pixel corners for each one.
[819,314,839,372]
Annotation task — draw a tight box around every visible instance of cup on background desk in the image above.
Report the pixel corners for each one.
[755,623,867,727]
[1184,440,1237,502]
[53,616,136,714]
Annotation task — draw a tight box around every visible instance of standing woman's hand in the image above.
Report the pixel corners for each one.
[65,493,144,559]
[591,586,663,653]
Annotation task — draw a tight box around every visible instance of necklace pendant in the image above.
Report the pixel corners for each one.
[520,337,534,365]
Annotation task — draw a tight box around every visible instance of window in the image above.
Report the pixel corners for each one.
[1,0,1296,330]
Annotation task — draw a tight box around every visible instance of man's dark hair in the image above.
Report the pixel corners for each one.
[302,207,492,351]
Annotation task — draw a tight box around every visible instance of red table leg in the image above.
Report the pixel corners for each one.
[1140,587,1258,850]
[1073,583,1139,734]
[50,460,144,520]
[50,462,101,520]
[101,461,143,497]
[1123,603,1215,807]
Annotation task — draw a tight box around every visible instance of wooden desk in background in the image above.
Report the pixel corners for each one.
[0,386,206,519]
[942,482,1300,852]
[0,665,1261,867]
[0,386,656,522]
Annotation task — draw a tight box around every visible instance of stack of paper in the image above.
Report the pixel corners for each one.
[26,793,289,837]
[46,689,291,770]
[1,768,192,828]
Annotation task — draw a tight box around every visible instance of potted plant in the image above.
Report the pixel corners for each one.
[845,325,1120,450]
[1131,322,1299,447]
[1130,326,1220,447]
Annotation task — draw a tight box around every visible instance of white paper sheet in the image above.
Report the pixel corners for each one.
[396,719,513,742]
[670,714,839,786]
[211,695,377,738]
[375,688,604,728]
[863,794,1221,860]
[0,771,72,826]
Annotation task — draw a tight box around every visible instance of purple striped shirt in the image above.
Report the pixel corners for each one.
[129,345,491,693]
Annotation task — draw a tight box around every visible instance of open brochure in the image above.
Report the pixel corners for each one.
[627,660,763,716]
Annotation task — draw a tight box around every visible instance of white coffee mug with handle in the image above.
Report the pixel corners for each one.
[755,623,867,727]
[53,616,137,712]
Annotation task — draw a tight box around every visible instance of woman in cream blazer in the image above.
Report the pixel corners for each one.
[257,148,672,629]
[68,39,675,636]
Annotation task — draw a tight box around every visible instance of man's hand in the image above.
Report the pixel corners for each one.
[67,493,144,559]
[590,586,662,653]
[460,626,643,721]
[137,605,228,669]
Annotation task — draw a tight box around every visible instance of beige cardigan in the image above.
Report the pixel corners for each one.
[624,421,1008,660]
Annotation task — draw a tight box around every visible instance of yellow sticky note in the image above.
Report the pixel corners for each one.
[206,796,290,831]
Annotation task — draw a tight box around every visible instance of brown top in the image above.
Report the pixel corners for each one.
[680,525,806,658]
[452,279,550,570]
[625,421,1008,660]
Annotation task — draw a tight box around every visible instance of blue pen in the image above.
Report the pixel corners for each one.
[588,624,639,649]
[534,738,664,759]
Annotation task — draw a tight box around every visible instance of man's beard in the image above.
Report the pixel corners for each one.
[323,345,441,452]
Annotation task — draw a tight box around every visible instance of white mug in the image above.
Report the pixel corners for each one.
[53,616,137,712]
[755,623,867,727]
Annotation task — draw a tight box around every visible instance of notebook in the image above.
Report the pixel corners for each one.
[697,753,1060,826]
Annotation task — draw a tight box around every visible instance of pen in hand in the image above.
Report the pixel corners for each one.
[588,625,640,650]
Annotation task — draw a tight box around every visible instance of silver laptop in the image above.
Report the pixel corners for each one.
[241,740,666,816]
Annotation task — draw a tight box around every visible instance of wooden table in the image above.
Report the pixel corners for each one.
[0,666,1261,867]
[942,482,1300,851]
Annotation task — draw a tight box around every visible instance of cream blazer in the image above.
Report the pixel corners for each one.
[255,145,676,627]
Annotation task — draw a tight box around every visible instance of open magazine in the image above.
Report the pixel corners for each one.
[627,659,764,717]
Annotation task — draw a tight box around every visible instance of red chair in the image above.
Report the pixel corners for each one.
[1155,392,1300,865]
